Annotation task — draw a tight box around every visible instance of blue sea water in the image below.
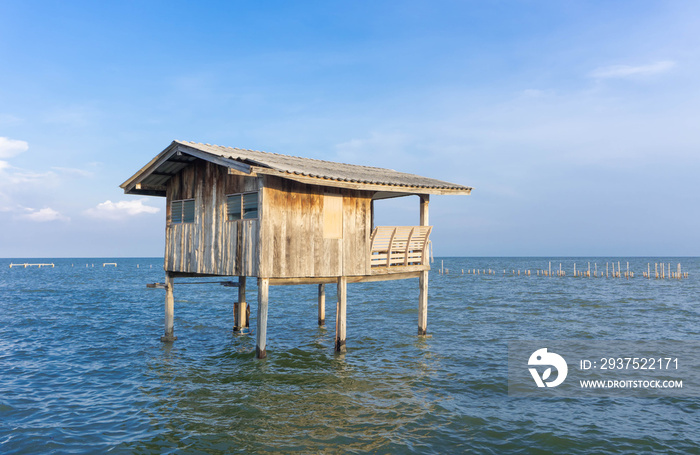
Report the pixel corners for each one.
[1,257,699,454]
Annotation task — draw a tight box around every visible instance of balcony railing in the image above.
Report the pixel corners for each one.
[370,226,432,268]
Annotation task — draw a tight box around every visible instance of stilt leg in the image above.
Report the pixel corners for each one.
[335,277,347,352]
[234,276,247,332]
[161,272,177,342]
[318,284,326,326]
[418,270,428,335]
[256,278,269,359]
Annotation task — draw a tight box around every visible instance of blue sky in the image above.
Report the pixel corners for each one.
[1,1,699,257]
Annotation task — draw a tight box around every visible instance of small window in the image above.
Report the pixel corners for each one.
[227,192,258,221]
[171,199,195,224]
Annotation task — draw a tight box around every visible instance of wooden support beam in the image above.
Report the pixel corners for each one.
[318,283,326,326]
[362,270,423,282]
[234,276,248,332]
[269,276,337,286]
[267,270,425,286]
[256,278,269,359]
[228,167,257,177]
[420,194,430,226]
[161,272,177,342]
[169,272,240,278]
[335,276,347,352]
[135,183,166,192]
[418,270,428,335]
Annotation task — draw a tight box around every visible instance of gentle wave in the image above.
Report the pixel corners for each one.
[1,257,699,453]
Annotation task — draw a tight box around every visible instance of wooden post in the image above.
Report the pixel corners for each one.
[234,276,247,332]
[256,278,269,359]
[335,276,347,352]
[318,283,326,326]
[161,271,177,342]
[418,270,429,335]
[420,194,429,226]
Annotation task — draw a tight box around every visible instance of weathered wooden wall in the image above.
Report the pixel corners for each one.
[165,162,372,278]
[165,160,259,276]
[259,175,372,278]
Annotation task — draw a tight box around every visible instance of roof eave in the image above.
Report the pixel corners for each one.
[121,141,257,196]
[254,168,473,196]
[121,140,473,198]
[120,141,179,195]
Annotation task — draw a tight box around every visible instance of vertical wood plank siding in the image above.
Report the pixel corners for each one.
[259,176,372,278]
[165,160,259,276]
[165,163,372,278]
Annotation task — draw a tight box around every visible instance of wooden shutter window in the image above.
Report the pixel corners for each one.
[183,199,195,223]
[171,199,194,224]
[171,200,183,223]
[243,193,258,219]
[227,194,242,221]
[228,192,258,221]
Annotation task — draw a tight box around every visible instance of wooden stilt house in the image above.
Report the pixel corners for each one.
[121,141,472,358]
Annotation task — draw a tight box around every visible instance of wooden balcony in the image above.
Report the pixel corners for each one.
[370,226,432,273]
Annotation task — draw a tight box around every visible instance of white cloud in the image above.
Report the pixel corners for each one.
[51,166,94,178]
[0,114,23,125]
[19,207,69,222]
[520,89,546,98]
[0,140,82,219]
[0,159,60,211]
[0,137,29,159]
[43,105,99,127]
[84,199,161,220]
[334,132,412,169]
[589,60,676,79]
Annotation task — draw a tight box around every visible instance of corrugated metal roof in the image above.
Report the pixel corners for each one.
[173,140,472,191]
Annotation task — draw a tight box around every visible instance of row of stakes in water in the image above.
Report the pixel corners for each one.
[10,263,154,268]
[441,261,689,279]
